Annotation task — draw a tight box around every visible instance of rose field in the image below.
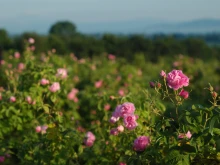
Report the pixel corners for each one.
[0,39,220,165]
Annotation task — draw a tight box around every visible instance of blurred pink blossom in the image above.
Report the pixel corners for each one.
[14,52,20,59]
[104,104,111,111]
[118,89,125,96]
[10,96,16,102]
[35,126,42,133]
[84,131,96,147]
[26,96,32,104]
[28,38,35,44]
[56,68,68,79]
[108,54,116,60]
[95,80,103,88]
[49,82,60,92]
[133,136,150,151]
[40,78,50,85]
[117,125,124,132]
[18,63,25,70]
[186,131,192,139]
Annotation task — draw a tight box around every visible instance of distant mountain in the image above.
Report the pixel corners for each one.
[2,18,220,35]
[78,18,220,34]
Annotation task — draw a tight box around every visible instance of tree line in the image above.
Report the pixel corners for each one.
[0,21,220,62]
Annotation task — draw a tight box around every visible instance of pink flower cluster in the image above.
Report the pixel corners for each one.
[133,136,150,151]
[109,102,138,135]
[56,68,68,79]
[67,88,79,102]
[35,125,48,134]
[84,131,96,147]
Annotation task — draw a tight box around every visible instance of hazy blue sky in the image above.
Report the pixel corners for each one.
[0,0,220,33]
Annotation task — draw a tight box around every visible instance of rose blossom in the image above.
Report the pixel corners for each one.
[108,54,116,60]
[123,114,138,130]
[35,126,42,133]
[26,96,32,104]
[49,82,60,92]
[117,125,124,132]
[133,136,150,151]
[18,63,25,70]
[95,80,103,88]
[10,96,16,102]
[28,38,35,44]
[179,89,189,99]
[40,78,50,85]
[119,102,135,117]
[14,52,20,58]
[84,131,96,147]
[56,68,68,79]
[166,70,189,90]
[185,131,192,139]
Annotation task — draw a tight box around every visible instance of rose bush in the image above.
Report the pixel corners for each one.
[0,41,219,164]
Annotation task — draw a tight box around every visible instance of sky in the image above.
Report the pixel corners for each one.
[0,0,220,34]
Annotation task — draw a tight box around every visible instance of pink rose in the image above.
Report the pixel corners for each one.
[95,80,103,88]
[49,82,60,92]
[119,102,135,117]
[179,89,189,99]
[40,78,50,85]
[18,63,25,70]
[185,131,192,139]
[14,52,20,58]
[10,96,16,102]
[133,136,150,151]
[123,114,138,130]
[41,125,48,134]
[117,125,124,132]
[28,38,35,44]
[118,89,125,96]
[84,131,96,147]
[108,54,116,60]
[35,126,42,133]
[56,68,68,79]
[166,70,189,90]
[104,104,111,111]
[26,96,32,104]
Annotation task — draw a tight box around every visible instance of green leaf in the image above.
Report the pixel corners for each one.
[209,116,219,136]
[43,105,50,113]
